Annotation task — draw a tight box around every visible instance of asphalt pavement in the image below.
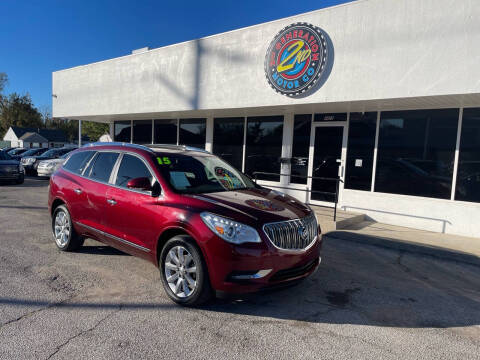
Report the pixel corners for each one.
[0,178,479,359]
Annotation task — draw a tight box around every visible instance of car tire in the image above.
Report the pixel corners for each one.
[52,205,84,251]
[16,174,24,184]
[159,235,213,306]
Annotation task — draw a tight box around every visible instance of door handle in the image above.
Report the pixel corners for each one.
[107,199,117,205]
[74,188,82,194]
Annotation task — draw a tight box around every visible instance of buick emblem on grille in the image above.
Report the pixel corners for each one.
[298,225,308,240]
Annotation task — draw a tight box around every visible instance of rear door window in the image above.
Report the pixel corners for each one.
[86,152,119,183]
[115,154,153,188]
[63,151,95,174]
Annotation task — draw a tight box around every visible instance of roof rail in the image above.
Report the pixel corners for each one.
[149,144,211,154]
[83,142,211,154]
[83,142,155,153]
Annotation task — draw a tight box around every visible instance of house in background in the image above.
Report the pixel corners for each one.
[18,132,48,148]
[3,126,68,148]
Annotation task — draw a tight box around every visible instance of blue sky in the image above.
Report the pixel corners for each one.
[0,0,352,113]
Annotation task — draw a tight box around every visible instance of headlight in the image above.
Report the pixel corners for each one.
[46,162,56,168]
[200,212,261,244]
[23,157,35,165]
[19,163,24,172]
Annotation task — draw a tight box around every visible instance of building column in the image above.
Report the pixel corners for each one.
[280,113,294,186]
[205,116,213,152]
[109,122,114,142]
[78,120,82,147]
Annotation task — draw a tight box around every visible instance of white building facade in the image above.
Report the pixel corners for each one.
[52,0,480,238]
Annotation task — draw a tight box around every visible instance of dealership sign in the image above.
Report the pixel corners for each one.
[265,23,328,97]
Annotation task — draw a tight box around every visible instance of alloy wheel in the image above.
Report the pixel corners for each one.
[54,210,70,247]
[164,246,198,298]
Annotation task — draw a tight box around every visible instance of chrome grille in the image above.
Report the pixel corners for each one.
[263,214,318,250]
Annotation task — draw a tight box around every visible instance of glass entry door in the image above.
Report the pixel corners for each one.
[308,123,346,206]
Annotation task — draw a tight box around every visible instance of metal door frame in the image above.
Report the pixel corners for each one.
[307,121,348,207]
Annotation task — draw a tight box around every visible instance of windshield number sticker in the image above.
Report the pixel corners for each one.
[157,157,171,165]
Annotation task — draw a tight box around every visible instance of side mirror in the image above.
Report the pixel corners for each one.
[127,177,153,191]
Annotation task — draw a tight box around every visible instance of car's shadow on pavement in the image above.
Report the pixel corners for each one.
[200,239,480,328]
[1,239,479,329]
[76,245,131,256]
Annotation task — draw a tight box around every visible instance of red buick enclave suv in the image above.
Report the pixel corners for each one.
[48,143,322,305]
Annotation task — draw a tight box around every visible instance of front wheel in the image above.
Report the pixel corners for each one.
[159,235,212,306]
[52,205,84,251]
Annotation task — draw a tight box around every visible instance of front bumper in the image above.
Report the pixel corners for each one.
[0,172,24,181]
[37,168,55,176]
[200,224,323,294]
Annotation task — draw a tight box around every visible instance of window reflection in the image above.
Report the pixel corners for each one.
[133,120,152,144]
[213,117,244,170]
[179,118,206,149]
[154,119,177,144]
[245,116,284,182]
[345,112,377,191]
[291,114,311,184]
[455,108,480,203]
[114,121,131,142]
[375,109,458,199]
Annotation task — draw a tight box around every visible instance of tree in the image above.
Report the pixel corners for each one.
[0,73,7,94]
[81,121,109,142]
[0,92,43,136]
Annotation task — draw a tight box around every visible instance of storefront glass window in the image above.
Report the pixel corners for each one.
[114,121,131,142]
[213,117,244,171]
[375,109,458,199]
[133,120,152,144]
[245,116,284,182]
[345,112,377,191]
[291,114,311,184]
[179,118,206,149]
[455,108,480,203]
[154,119,177,144]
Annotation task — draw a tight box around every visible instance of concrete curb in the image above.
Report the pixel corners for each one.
[325,231,480,267]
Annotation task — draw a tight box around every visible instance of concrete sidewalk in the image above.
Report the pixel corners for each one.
[325,221,480,266]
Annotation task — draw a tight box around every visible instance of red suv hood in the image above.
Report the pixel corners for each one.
[189,187,312,224]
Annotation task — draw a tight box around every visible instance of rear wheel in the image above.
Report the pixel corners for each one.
[159,235,212,306]
[52,205,84,251]
[16,174,24,184]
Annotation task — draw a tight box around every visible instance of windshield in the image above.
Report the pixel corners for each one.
[8,148,26,155]
[154,153,256,194]
[0,151,12,160]
[42,149,60,157]
[22,148,43,156]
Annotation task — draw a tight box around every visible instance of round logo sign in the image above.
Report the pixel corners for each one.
[265,22,328,97]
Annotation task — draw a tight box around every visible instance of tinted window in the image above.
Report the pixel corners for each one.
[179,118,206,149]
[345,112,377,191]
[133,120,152,144]
[213,117,244,170]
[115,154,153,188]
[291,114,311,184]
[245,116,283,182]
[114,121,132,142]
[455,108,480,203]
[154,119,177,144]
[63,151,95,174]
[86,152,119,182]
[375,109,458,199]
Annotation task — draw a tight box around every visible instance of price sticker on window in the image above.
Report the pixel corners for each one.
[157,157,171,165]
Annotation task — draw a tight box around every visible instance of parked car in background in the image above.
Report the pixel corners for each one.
[11,147,48,160]
[0,150,24,184]
[8,148,27,157]
[22,147,76,175]
[48,143,322,306]
[37,153,69,177]
[1,147,15,153]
